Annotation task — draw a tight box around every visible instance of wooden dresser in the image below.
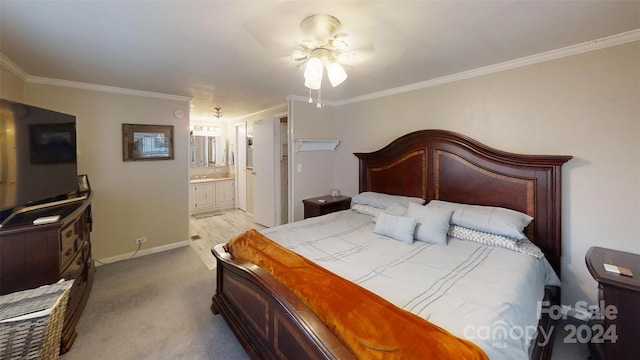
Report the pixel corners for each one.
[0,193,95,354]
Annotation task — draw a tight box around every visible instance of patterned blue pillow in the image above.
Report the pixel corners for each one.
[448,225,543,258]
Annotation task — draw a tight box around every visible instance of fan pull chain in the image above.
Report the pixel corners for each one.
[316,88,323,108]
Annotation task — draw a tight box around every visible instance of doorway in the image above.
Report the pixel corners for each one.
[234,115,289,227]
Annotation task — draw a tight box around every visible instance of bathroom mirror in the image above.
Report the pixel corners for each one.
[190,135,221,167]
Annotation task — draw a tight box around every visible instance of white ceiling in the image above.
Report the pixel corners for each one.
[1,1,639,121]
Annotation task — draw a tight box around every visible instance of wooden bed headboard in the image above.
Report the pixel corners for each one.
[354,129,572,276]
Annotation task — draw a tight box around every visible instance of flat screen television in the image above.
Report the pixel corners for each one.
[0,98,79,223]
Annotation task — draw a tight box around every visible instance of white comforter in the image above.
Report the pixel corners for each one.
[260,209,560,360]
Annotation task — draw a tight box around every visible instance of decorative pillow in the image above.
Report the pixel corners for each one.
[352,191,425,210]
[448,225,544,258]
[373,213,417,244]
[448,225,520,251]
[516,238,544,258]
[406,202,453,245]
[426,200,532,239]
[351,203,383,218]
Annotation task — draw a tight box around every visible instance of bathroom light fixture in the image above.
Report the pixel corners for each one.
[291,14,350,108]
[213,107,223,119]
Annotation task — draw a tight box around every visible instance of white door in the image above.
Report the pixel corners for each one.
[252,118,277,227]
[236,123,247,211]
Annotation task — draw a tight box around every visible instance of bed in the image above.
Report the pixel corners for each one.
[210,129,572,359]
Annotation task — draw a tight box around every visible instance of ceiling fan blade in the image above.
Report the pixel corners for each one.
[335,45,375,67]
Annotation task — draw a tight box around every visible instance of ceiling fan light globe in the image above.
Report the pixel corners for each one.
[327,62,348,87]
[304,77,321,90]
[304,61,322,89]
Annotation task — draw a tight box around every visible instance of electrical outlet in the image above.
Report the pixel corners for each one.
[135,237,147,245]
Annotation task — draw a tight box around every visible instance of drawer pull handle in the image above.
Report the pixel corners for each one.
[65,230,73,237]
[65,248,73,257]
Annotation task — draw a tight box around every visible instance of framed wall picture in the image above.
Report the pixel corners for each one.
[122,124,174,161]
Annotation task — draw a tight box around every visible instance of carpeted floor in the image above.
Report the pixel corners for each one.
[60,246,249,360]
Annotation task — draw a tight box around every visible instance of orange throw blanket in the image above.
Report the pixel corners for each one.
[227,229,488,360]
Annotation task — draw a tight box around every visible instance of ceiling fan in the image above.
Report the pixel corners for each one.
[290,14,351,107]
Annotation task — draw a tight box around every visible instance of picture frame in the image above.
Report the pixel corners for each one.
[122,124,174,161]
[77,174,90,194]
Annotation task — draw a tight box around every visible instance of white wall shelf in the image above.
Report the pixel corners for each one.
[294,139,340,152]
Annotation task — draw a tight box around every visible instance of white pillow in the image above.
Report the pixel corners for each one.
[426,200,532,239]
[384,202,408,216]
[352,191,425,210]
[406,203,453,245]
[374,213,417,244]
[370,202,409,223]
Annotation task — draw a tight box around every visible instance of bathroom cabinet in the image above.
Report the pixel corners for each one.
[189,178,235,214]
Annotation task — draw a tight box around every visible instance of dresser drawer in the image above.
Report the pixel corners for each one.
[61,241,89,325]
[60,221,79,271]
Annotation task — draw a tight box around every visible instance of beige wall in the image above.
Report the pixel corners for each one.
[289,100,339,220]
[24,83,191,260]
[0,66,25,102]
[291,41,640,308]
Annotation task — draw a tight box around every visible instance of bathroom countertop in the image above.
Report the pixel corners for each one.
[189,176,234,184]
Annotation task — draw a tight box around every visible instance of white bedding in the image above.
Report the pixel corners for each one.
[260,209,560,360]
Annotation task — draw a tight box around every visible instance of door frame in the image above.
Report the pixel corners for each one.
[235,122,247,212]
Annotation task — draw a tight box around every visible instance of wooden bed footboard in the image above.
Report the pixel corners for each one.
[211,245,559,360]
[211,245,356,360]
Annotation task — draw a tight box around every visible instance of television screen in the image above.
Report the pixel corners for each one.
[0,99,78,222]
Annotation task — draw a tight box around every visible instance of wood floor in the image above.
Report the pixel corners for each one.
[189,208,266,269]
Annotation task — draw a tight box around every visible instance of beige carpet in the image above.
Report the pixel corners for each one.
[60,246,249,360]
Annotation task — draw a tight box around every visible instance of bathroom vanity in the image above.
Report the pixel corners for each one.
[189,177,235,214]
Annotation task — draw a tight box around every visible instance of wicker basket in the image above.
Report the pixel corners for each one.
[0,280,74,360]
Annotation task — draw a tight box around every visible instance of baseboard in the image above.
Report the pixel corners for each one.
[95,240,190,266]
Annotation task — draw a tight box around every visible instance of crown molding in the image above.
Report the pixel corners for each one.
[26,76,191,102]
[231,103,288,121]
[0,53,28,80]
[333,28,640,106]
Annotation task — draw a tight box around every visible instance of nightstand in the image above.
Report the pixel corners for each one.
[302,195,351,219]
[585,246,640,360]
